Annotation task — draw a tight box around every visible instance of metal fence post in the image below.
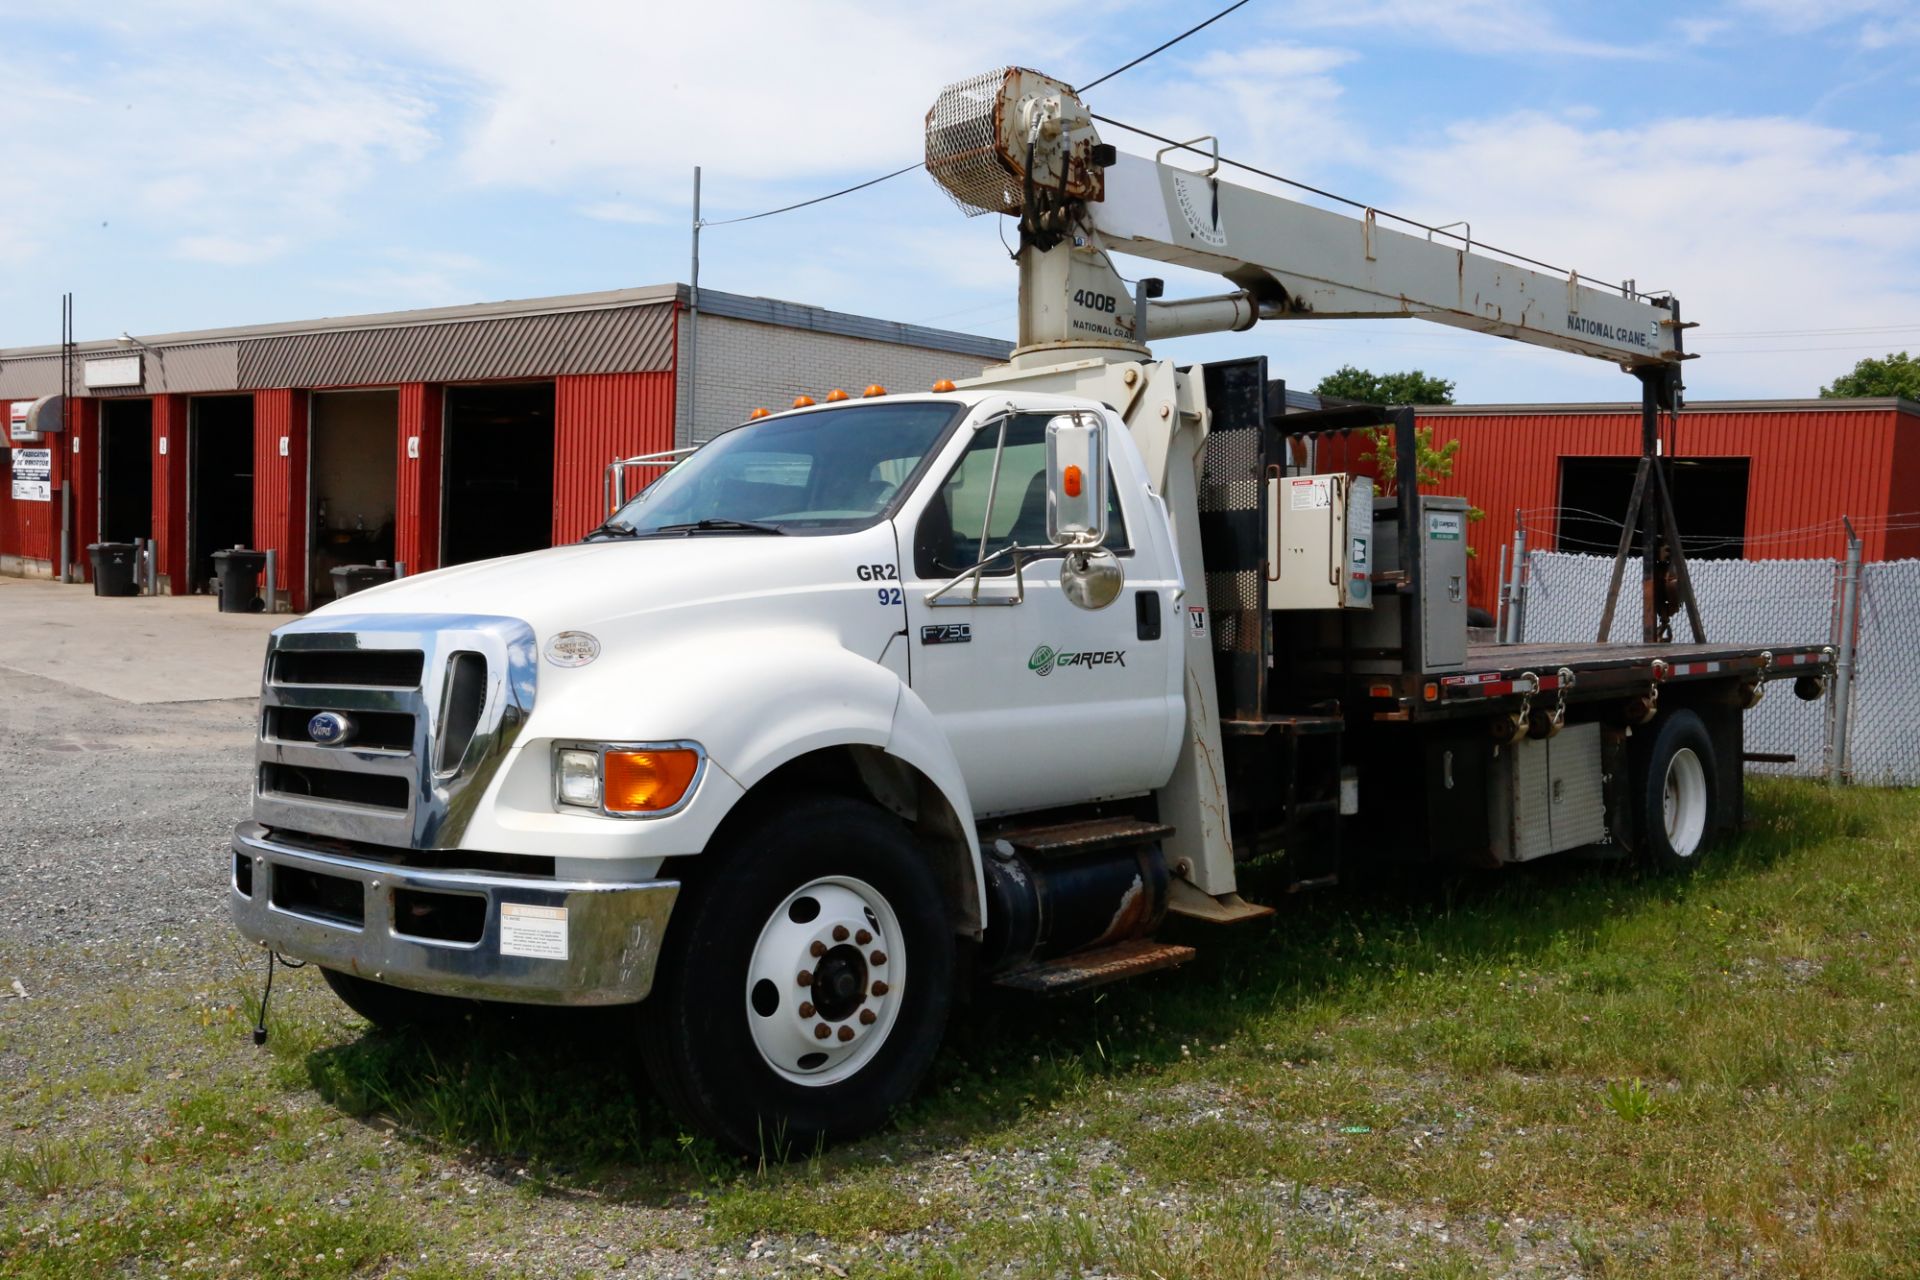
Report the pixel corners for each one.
[1494,543,1509,641]
[1829,518,1862,785]
[1505,516,1529,644]
[264,548,279,615]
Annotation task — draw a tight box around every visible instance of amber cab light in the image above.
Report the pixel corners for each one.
[603,749,701,814]
[791,394,816,408]
[863,384,887,397]
[749,407,770,419]
[825,388,850,402]
[931,379,957,393]
[1063,464,1083,499]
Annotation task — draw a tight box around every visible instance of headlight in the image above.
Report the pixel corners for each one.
[555,748,602,808]
[552,742,705,817]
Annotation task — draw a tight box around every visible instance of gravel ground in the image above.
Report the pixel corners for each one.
[3,652,1890,1277]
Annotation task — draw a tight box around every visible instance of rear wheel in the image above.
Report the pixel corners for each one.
[1634,709,1718,873]
[639,794,954,1154]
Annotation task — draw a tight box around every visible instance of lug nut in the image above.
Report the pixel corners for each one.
[870,950,886,966]
[859,1009,876,1025]
[855,929,872,945]
[832,924,849,942]
[809,941,827,958]
[797,971,813,987]
[814,1023,831,1040]
[837,1025,854,1042]
[871,980,889,996]
[799,1001,816,1018]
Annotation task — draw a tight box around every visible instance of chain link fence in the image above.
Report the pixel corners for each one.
[1516,552,1919,785]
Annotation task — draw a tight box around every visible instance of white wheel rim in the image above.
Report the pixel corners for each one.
[1662,747,1708,857]
[745,875,905,1087]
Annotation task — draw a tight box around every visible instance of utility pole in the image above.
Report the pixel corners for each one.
[687,166,702,447]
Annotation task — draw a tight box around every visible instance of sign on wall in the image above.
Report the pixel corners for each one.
[11,447,52,501]
[84,354,142,389]
[8,400,36,444]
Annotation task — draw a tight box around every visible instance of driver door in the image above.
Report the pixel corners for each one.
[898,411,1182,816]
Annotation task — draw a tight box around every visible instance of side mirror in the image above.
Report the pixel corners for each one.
[1044,413,1107,547]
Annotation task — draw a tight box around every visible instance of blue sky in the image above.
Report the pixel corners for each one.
[1,1,1916,402]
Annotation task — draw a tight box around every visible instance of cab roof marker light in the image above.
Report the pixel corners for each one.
[792,395,816,408]
[931,379,957,393]
[863,384,887,397]
[749,407,771,419]
[825,388,850,402]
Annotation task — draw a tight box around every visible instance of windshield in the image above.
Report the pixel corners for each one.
[602,401,965,537]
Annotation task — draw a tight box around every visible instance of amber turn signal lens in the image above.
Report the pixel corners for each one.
[602,749,701,813]
[1063,464,1083,498]
[749,407,770,419]
[931,379,957,393]
[792,395,816,408]
[863,384,887,397]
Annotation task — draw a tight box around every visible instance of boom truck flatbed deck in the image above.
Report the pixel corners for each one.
[231,67,1833,1150]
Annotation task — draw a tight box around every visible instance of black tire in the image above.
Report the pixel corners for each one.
[639,794,955,1155]
[320,967,481,1031]
[1632,709,1718,874]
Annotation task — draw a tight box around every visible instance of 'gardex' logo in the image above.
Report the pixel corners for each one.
[1028,643,1125,676]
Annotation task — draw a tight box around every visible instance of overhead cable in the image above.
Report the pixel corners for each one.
[700,0,1257,228]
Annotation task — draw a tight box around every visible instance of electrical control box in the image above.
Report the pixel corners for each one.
[1266,473,1373,611]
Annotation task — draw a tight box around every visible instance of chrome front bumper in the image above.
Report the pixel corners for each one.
[229,822,679,1006]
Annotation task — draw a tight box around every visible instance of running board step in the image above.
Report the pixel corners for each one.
[993,939,1196,995]
[987,816,1174,861]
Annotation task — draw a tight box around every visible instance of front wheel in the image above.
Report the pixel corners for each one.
[639,795,955,1154]
[1633,709,1718,874]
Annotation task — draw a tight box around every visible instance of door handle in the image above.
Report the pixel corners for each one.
[1136,590,1161,640]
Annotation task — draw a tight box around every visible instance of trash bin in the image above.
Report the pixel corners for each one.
[87,542,140,597]
[212,548,268,614]
[331,562,396,599]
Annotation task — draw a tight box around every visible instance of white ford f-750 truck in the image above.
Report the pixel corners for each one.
[232,69,1831,1150]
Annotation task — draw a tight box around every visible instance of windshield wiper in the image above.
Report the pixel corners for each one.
[583,518,638,541]
[651,519,786,536]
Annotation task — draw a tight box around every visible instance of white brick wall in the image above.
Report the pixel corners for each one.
[675,313,1001,446]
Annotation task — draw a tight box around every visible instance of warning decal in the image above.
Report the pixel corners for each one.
[500,903,569,960]
[1289,476,1331,511]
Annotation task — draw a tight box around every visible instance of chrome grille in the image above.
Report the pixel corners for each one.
[254,615,537,849]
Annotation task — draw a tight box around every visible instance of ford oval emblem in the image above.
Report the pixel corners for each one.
[307,711,355,746]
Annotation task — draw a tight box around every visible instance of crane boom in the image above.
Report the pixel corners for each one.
[926,67,1686,371]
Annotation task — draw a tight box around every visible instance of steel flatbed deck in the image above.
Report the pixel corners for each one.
[1357,639,1833,723]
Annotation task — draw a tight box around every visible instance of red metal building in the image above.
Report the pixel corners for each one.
[1406,398,1920,611]
[0,286,1007,611]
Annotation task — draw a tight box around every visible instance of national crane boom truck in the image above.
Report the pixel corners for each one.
[232,68,1833,1150]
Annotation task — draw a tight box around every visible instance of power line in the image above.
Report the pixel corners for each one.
[700,0,1257,228]
[699,162,924,228]
[1077,0,1254,93]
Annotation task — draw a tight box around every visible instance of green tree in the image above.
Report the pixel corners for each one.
[1312,365,1483,546]
[1820,352,1920,400]
[1313,364,1456,406]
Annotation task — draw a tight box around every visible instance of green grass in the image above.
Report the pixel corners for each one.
[4,778,1917,1276]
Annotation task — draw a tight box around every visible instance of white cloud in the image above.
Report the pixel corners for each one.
[1732,0,1920,45]
[1371,112,1920,398]
[173,234,289,265]
[1271,0,1653,57]
[578,201,671,226]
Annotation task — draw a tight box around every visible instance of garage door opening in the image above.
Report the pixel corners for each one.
[1558,457,1750,561]
[442,383,555,566]
[188,396,255,593]
[309,389,399,606]
[99,399,154,546]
